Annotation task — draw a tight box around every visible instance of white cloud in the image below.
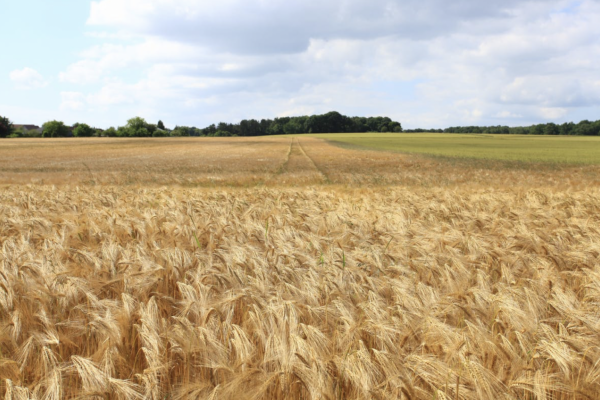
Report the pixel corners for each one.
[539,107,569,120]
[59,39,206,84]
[87,0,560,54]
[52,0,600,128]
[59,59,106,85]
[60,92,86,110]
[9,67,48,90]
[494,111,523,119]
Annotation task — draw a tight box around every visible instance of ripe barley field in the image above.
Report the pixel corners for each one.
[1,136,600,399]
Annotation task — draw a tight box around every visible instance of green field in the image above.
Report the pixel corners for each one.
[307,132,600,164]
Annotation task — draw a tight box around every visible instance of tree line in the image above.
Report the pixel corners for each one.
[405,119,600,136]
[0,112,402,138]
[198,112,402,137]
[3,112,600,138]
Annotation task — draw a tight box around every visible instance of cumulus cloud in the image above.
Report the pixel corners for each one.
[60,92,87,110]
[87,0,560,54]
[9,67,48,89]
[57,0,600,127]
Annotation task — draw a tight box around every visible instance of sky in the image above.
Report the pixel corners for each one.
[1,0,600,129]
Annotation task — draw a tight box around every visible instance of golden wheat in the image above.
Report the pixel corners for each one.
[2,136,600,189]
[0,184,599,399]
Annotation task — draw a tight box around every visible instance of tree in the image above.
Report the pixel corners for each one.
[530,124,545,135]
[0,116,13,138]
[267,122,284,135]
[171,126,191,137]
[199,111,403,137]
[116,126,129,137]
[126,117,150,137]
[574,120,598,136]
[544,123,559,136]
[559,122,575,135]
[73,123,95,137]
[239,119,261,136]
[104,127,117,137]
[217,122,234,135]
[204,124,217,136]
[11,127,25,138]
[593,121,600,136]
[147,124,158,136]
[259,119,270,135]
[283,119,304,134]
[239,120,250,136]
[190,128,203,137]
[152,129,170,137]
[42,120,70,137]
[157,120,165,130]
[137,128,149,137]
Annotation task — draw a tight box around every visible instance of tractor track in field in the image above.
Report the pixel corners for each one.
[295,137,330,183]
[267,137,328,185]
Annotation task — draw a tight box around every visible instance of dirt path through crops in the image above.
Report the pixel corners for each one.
[267,137,328,185]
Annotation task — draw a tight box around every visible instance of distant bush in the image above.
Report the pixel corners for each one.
[136,127,149,137]
[23,128,42,138]
[73,123,95,137]
[42,120,70,137]
[152,130,170,137]
[170,128,187,137]
[104,127,117,137]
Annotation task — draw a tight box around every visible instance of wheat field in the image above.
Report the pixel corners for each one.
[1,137,600,399]
[309,132,600,165]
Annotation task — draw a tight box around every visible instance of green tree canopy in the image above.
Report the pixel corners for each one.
[152,129,170,137]
[73,123,95,137]
[146,124,157,135]
[42,120,70,138]
[104,127,117,137]
[171,126,193,137]
[126,117,150,137]
[544,123,559,136]
[116,126,129,137]
[157,120,165,130]
[202,111,403,136]
[0,116,13,138]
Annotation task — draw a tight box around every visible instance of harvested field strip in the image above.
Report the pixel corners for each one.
[1,185,600,399]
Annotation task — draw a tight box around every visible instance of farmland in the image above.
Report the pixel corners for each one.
[311,132,600,164]
[1,136,600,187]
[1,136,600,399]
